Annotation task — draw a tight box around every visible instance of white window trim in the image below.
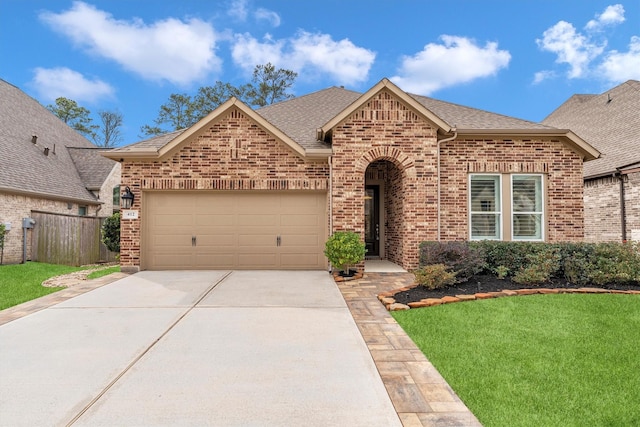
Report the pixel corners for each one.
[510,174,545,241]
[469,174,502,241]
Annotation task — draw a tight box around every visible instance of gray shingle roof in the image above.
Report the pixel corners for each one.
[67,147,119,190]
[0,79,115,203]
[116,83,567,154]
[542,80,640,178]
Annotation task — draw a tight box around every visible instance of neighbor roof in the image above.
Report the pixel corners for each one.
[542,80,640,178]
[0,79,114,204]
[109,78,598,161]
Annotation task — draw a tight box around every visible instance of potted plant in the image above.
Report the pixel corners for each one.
[324,231,366,278]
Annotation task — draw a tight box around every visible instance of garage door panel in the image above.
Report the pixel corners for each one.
[195,214,235,226]
[144,192,326,270]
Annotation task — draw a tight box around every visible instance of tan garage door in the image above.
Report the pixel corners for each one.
[143,191,327,270]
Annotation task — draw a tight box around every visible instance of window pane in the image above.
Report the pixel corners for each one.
[470,175,500,239]
[512,175,543,240]
[113,185,120,207]
[513,214,542,238]
[512,176,542,212]
[471,214,500,239]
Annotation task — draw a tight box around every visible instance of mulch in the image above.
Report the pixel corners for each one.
[392,274,640,305]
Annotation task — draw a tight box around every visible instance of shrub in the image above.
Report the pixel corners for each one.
[324,231,366,273]
[101,212,121,253]
[589,242,640,285]
[415,264,457,290]
[513,247,561,285]
[471,241,550,276]
[419,241,485,282]
[562,243,598,285]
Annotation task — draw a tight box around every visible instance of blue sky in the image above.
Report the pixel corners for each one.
[2,0,639,146]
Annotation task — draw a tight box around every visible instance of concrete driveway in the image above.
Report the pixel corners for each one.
[0,271,401,426]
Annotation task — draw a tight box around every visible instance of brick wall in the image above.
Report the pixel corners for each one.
[440,138,586,242]
[331,90,439,270]
[97,162,121,216]
[0,193,99,264]
[584,176,622,241]
[584,171,640,242]
[119,107,330,271]
[626,172,640,241]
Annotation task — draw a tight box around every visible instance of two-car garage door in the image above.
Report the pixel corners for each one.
[143,192,327,270]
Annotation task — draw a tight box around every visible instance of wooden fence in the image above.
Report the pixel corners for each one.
[31,211,118,266]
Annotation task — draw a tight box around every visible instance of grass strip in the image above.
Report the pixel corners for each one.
[0,262,87,310]
[86,266,120,280]
[393,294,640,427]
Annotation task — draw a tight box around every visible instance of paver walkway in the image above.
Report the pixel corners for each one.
[336,273,482,427]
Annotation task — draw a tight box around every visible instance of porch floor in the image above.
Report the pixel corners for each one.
[365,260,407,273]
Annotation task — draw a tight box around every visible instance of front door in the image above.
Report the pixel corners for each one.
[364,185,380,257]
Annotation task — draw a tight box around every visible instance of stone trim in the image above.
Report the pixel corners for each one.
[379,283,640,311]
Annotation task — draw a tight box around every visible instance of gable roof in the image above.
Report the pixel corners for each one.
[0,79,116,204]
[543,80,640,178]
[103,97,326,160]
[110,78,599,162]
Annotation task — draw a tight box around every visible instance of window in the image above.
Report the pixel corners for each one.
[78,206,87,216]
[112,185,120,211]
[512,175,544,240]
[470,175,501,240]
[469,174,545,241]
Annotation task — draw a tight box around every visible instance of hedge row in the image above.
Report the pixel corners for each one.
[418,240,640,287]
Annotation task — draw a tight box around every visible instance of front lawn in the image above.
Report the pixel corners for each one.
[0,262,87,310]
[393,294,640,427]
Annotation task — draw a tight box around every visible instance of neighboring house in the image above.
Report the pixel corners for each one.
[104,78,599,272]
[0,79,121,264]
[543,80,640,242]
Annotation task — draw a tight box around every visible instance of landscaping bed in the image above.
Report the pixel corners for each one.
[392,273,640,305]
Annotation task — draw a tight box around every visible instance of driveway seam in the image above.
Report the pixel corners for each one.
[65,271,233,426]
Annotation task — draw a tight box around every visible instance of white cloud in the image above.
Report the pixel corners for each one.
[533,70,556,84]
[599,36,640,82]
[586,4,625,31]
[390,35,511,95]
[227,0,248,21]
[31,67,114,103]
[255,8,280,27]
[232,31,376,85]
[40,1,220,86]
[536,21,604,79]
[535,4,634,82]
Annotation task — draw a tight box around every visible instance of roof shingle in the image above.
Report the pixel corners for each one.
[542,80,640,178]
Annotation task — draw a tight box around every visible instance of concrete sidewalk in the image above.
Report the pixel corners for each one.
[0,271,401,426]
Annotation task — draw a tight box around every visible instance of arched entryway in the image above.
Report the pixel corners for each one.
[364,159,405,266]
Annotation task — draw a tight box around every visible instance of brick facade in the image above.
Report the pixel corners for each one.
[119,89,590,272]
[119,107,329,271]
[440,138,586,243]
[584,171,640,242]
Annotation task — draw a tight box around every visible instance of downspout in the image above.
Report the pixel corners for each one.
[436,127,457,241]
[616,169,627,242]
[328,154,333,271]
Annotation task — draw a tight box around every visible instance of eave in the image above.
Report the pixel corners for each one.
[455,128,600,162]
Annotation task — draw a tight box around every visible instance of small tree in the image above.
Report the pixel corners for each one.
[101,212,120,253]
[324,231,366,275]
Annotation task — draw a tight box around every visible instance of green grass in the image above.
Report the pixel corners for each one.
[0,262,87,310]
[86,265,120,280]
[393,294,640,427]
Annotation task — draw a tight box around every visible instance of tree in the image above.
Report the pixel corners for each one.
[93,110,124,148]
[47,97,98,140]
[248,62,297,107]
[141,93,195,136]
[141,63,298,136]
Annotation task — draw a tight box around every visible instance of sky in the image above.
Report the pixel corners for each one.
[1,0,639,146]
